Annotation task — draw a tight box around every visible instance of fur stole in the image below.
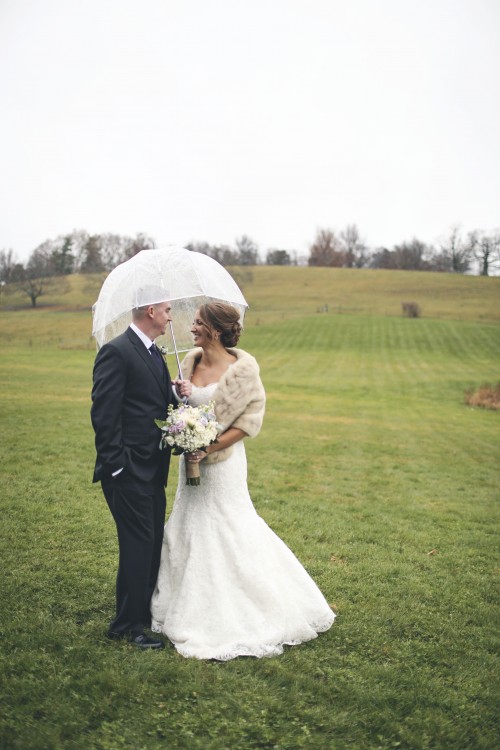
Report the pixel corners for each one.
[180,347,266,464]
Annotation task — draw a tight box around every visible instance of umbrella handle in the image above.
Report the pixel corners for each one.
[169,321,188,404]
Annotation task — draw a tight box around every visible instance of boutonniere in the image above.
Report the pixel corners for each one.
[158,345,168,358]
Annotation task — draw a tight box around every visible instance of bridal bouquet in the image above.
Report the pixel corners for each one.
[155,401,219,486]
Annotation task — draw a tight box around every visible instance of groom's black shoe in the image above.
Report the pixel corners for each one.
[108,631,164,650]
[130,633,165,650]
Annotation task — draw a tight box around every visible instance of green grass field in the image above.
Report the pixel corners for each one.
[0,269,499,749]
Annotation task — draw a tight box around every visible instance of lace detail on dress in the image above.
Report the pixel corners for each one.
[150,383,335,660]
[151,611,335,661]
[187,382,218,404]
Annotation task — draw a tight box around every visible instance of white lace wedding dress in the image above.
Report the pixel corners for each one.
[151,383,335,660]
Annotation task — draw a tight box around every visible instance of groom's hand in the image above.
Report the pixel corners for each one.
[173,379,192,398]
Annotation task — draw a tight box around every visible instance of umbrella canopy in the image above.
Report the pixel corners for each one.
[92,246,248,355]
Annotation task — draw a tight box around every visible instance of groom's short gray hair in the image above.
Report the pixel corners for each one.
[132,284,169,310]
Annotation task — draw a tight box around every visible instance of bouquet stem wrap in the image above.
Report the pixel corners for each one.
[185,456,201,486]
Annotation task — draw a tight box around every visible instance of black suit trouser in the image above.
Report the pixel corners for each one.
[101,469,166,637]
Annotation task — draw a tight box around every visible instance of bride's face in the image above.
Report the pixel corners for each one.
[190,310,212,347]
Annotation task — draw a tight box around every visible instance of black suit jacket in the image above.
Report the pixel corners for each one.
[91,328,174,486]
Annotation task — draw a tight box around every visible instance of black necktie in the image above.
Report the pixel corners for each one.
[149,343,164,375]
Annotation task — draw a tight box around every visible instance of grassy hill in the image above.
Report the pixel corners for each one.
[0,267,499,749]
[243,266,500,325]
[1,266,499,329]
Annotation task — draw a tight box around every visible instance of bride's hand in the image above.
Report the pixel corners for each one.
[185,449,208,463]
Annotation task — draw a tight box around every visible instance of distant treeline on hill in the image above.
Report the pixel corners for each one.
[1,224,499,307]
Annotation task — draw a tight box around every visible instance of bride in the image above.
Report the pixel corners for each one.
[150,302,335,660]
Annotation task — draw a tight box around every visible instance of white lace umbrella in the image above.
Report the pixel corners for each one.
[92,246,248,375]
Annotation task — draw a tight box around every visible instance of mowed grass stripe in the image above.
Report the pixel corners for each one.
[244,315,499,394]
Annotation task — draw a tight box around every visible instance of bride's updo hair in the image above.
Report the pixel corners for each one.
[198,302,242,347]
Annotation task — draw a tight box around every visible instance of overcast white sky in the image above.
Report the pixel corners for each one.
[1,0,499,262]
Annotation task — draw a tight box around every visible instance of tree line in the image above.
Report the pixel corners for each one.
[0,230,155,307]
[306,225,500,276]
[191,225,499,276]
[1,224,498,307]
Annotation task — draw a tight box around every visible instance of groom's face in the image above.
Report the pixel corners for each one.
[151,301,172,337]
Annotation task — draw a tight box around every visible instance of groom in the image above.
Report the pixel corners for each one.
[91,295,191,650]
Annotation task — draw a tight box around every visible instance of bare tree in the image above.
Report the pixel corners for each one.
[186,241,239,266]
[369,239,432,271]
[235,235,259,265]
[18,243,68,307]
[20,276,48,307]
[392,239,431,270]
[69,230,91,271]
[426,250,454,273]
[468,230,500,276]
[340,224,367,268]
[308,229,345,267]
[0,249,24,283]
[96,233,128,270]
[437,226,472,273]
[213,245,240,266]
[121,233,156,262]
[369,247,395,269]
